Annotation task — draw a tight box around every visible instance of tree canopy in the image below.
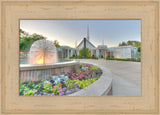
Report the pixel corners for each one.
[119,41,127,46]
[19,29,46,52]
[79,48,89,58]
[53,40,60,48]
[118,40,141,52]
[137,46,141,52]
[119,40,141,47]
[19,29,61,52]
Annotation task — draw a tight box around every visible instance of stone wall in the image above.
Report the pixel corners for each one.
[20,61,79,83]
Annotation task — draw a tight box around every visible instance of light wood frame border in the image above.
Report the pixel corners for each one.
[0,0,159,115]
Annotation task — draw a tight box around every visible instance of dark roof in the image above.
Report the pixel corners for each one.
[77,38,96,49]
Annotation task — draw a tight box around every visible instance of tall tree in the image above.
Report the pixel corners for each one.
[119,40,141,47]
[19,29,46,52]
[79,48,89,58]
[137,46,141,52]
[53,40,60,48]
[119,41,127,46]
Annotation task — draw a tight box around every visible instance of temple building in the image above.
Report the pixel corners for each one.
[57,26,139,59]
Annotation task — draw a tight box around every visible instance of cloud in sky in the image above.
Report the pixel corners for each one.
[20,20,141,48]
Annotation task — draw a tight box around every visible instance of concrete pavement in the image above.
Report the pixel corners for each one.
[77,59,141,96]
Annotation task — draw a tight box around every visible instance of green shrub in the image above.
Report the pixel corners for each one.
[106,57,115,60]
[27,82,35,88]
[52,83,62,95]
[74,79,90,88]
[87,55,91,58]
[23,89,37,96]
[74,78,97,89]
[91,66,98,70]
[43,82,53,93]
[34,83,43,90]
[134,56,141,62]
[79,48,89,58]
[90,77,97,83]
[64,80,74,90]
[91,55,98,59]
[106,57,130,61]
[20,84,29,95]
[106,57,141,62]
[116,58,130,61]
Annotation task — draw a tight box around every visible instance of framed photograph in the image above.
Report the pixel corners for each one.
[0,0,159,114]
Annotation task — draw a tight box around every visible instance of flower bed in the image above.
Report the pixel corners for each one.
[20,64,102,96]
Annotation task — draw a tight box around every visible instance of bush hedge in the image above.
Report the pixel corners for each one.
[69,55,98,59]
[106,57,141,62]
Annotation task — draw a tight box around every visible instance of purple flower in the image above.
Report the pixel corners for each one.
[51,93,54,96]
[90,74,92,78]
[62,88,67,91]
[74,85,77,88]
[75,88,80,92]
[66,90,72,94]
[70,89,74,92]
[60,92,64,96]
[59,89,63,92]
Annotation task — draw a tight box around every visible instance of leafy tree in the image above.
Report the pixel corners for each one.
[19,29,24,35]
[79,48,89,58]
[53,40,60,48]
[137,46,141,52]
[19,29,46,52]
[127,40,133,45]
[119,41,127,46]
[119,40,141,47]
[31,33,47,40]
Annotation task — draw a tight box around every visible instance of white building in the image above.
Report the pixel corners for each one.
[57,27,139,59]
[109,46,138,59]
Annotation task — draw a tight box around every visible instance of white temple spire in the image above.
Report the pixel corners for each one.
[87,25,89,41]
[102,39,104,45]
[75,40,77,48]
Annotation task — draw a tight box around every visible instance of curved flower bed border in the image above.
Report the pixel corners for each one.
[70,65,112,96]
[20,63,103,96]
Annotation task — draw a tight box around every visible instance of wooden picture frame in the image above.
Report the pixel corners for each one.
[0,0,159,114]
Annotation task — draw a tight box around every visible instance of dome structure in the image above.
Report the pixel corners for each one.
[28,39,58,64]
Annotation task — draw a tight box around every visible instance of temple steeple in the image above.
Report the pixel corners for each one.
[102,39,104,45]
[87,25,89,41]
[75,40,77,48]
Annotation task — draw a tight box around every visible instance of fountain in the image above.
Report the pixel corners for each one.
[28,39,58,64]
[20,39,79,83]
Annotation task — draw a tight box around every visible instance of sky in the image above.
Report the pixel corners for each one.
[20,20,141,48]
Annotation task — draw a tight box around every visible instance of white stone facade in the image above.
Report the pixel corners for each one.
[57,38,139,59]
[109,46,138,59]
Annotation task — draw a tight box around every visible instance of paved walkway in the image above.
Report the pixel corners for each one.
[76,59,141,96]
